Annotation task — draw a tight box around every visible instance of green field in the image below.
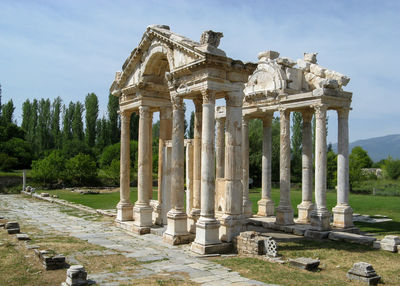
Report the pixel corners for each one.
[33,187,400,236]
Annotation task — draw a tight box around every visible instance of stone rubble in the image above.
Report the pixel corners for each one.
[16,233,31,240]
[5,221,20,234]
[379,235,400,252]
[34,249,67,270]
[61,265,91,286]
[346,262,381,285]
[289,257,320,271]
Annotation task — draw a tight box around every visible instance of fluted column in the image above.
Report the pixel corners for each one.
[257,113,274,217]
[133,106,153,230]
[242,116,252,217]
[191,90,221,253]
[310,104,331,230]
[275,108,294,225]
[163,95,190,245]
[156,106,172,225]
[188,99,202,233]
[216,116,226,179]
[116,110,133,221]
[220,90,243,242]
[297,110,314,224]
[148,111,153,200]
[333,107,354,228]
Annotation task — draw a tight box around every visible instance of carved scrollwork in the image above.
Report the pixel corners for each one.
[201,90,216,104]
[139,105,150,118]
[301,109,314,123]
[120,110,132,124]
[314,104,328,120]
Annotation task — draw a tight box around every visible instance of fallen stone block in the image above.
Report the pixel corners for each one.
[0,223,5,228]
[26,244,40,250]
[62,265,91,286]
[16,233,31,241]
[328,231,376,246]
[380,235,400,252]
[7,228,20,234]
[42,253,67,270]
[40,193,50,197]
[289,257,320,271]
[5,222,19,229]
[347,262,380,285]
[372,241,381,249]
[304,230,330,240]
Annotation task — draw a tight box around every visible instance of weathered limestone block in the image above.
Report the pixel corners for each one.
[310,64,326,77]
[277,57,296,67]
[234,231,266,255]
[297,59,311,71]
[286,67,303,90]
[5,222,19,229]
[347,262,381,285]
[289,257,320,271]
[40,193,50,197]
[35,249,67,270]
[16,233,30,240]
[325,70,350,86]
[304,230,330,240]
[258,50,280,61]
[62,265,89,286]
[380,235,400,252]
[303,52,317,63]
[7,228,20,234]
[328,231,376,246]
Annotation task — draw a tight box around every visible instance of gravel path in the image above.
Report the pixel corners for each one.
[0,194,273,286]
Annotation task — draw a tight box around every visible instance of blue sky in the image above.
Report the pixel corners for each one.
[1,0,399,144]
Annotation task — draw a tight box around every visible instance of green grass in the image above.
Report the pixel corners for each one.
[35,188,157,210]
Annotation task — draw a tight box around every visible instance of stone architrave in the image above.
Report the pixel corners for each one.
[275,108,294,225]
[163,96,191,245]
[333,107,354,228]
[220,89,244,242]
[310,104,331,231]
[191,90,222,254]
[242,115,252,217]
[297,110,314,224]
[257,113,274,217]
[133,106,153,232]
[116,110,133,222]
[188,99,202,233]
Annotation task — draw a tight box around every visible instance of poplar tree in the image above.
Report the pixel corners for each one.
[63,102,75,141]
[51,97,62,149]
[1,99,15,125]
[72,102,84,141]
[21,99,32,132]
[291,112,302,182]
[85,93,99,147]
[38,99,51,152]
[107,94,120,144]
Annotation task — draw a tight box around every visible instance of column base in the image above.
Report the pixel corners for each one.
[133,203,152,228]
[163,210,193,245]
[188,208,200,234]
[242,199,253,218]
[193,217,221,246]
[191,241,232,255]
[310,209,331,231]
[332,204,354,228]
[257,199,275,217]
[116,202,133,222]
[219,214,243,242]
[296,201,314,224]
[275,206,294,225]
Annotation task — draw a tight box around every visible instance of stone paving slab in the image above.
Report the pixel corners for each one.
[0,194,273,285]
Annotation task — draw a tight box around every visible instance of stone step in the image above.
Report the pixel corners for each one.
[328,231,376,245]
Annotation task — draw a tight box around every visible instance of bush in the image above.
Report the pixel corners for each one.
[65,153,97,186]
[384,157,400,180]
[31,150,66,185]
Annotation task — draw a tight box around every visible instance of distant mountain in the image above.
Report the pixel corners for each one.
[332,134,400,162]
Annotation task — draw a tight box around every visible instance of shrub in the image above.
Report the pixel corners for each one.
[65,153,97,186]
[31,150,65,185]
[384,157,400,180]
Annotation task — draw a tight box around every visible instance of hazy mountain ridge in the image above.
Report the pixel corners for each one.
[332,134,400,162]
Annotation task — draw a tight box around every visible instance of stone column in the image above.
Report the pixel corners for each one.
[297,110,314,224]
[242,116,252,217]
[188,99,202,233]
[116,110,133,221]
[156,107,172,225]
[148,111,153,200]
[22,169,26,192]
[310,104,331,231]
[163,95,190,245]
[275,108,294,225]
[220,90,244,242]
[257,113,275,217]
[333,107,354,228]
[133,106,152,231]
[216,116,225,179]
[191,90,222,254]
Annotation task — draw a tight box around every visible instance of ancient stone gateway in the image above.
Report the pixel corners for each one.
[110,25,354,254]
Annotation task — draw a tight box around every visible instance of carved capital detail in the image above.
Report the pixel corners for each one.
[314,104,328,120]
[337,107,350,119]
[139,105,150,118]
[301,109,314,123]
[120,110,131,124]
[171,95,184,110]
[201,90,216,104]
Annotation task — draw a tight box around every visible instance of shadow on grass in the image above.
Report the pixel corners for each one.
[280,239,375,254]
[355,221,400,236]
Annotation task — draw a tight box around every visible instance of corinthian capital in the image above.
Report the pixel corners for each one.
[139,105,150,118]
[314,104,327,119]
[201,90,216,104]
[337,107,350,119]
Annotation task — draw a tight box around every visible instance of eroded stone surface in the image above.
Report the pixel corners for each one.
[347,262,381,285]
[289,257,320,271]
